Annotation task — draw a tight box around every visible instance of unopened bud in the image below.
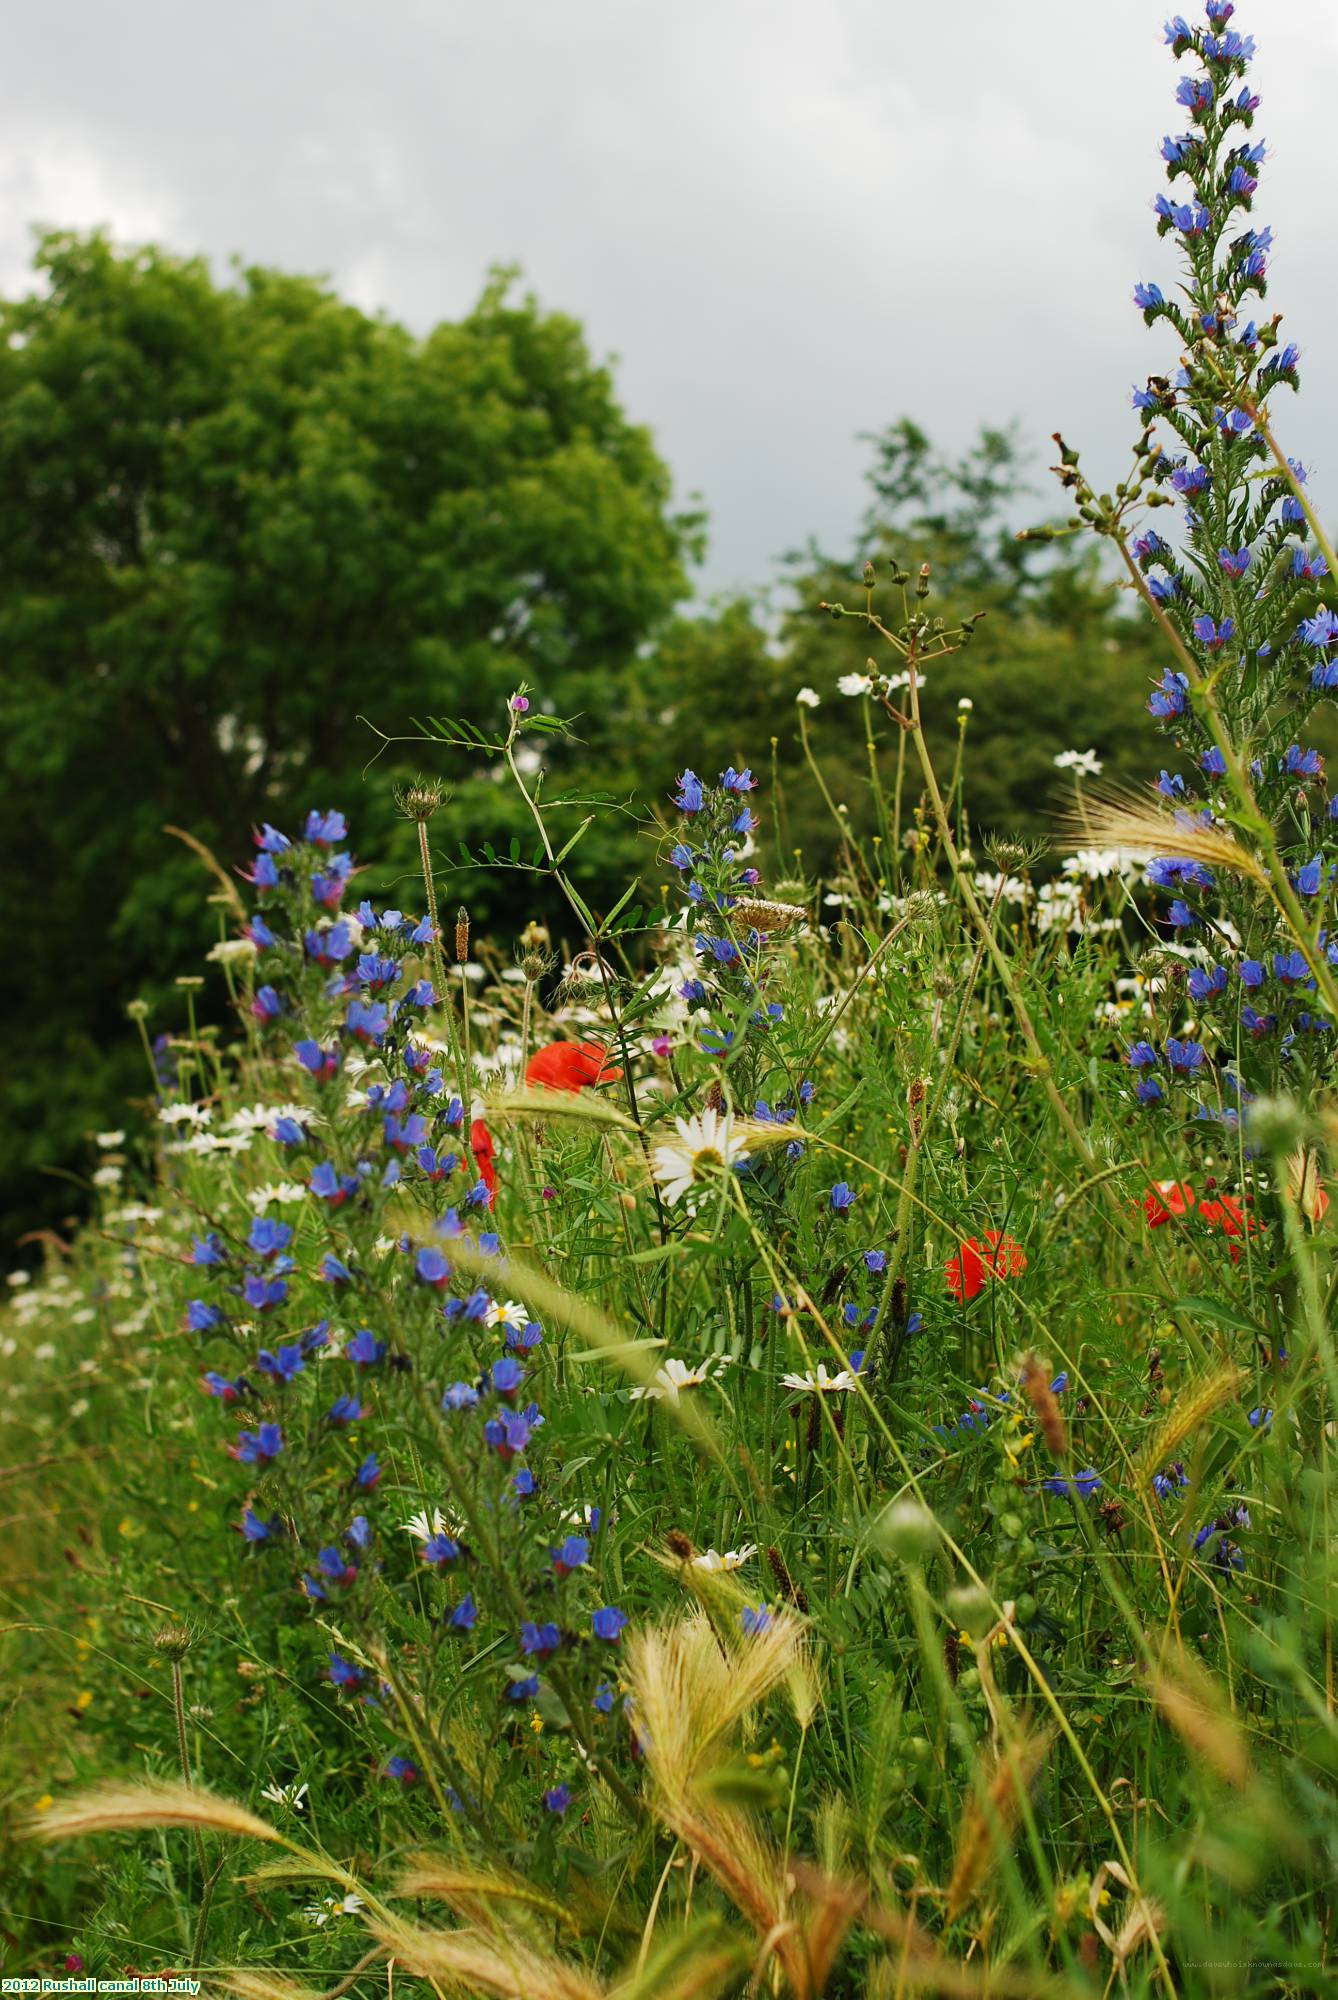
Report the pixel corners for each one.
[873,1497,940,1561]
[154,1625,193,1660]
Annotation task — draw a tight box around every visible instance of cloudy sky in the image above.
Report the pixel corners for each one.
[4,0,1334,598]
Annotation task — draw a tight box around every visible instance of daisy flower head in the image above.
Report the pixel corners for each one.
[629,1356,727,1403]
[693,1544,757,1572]
[782,1364,860,1395]
[650,1107,749,1209]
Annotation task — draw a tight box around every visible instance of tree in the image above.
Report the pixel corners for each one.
[632,423,1172,888]
[0,233,701,1255]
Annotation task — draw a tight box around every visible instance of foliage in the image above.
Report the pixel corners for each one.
[0,234,700,1255]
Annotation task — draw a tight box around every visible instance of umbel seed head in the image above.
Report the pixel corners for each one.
[153,1624,193,1660]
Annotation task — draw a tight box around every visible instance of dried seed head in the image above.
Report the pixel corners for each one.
[733,898,808,935]
[396,778,446,823]
[454,907,470,963]
[665,1529,695,1561]
[1020,1354,1068,1460]
[766,1545,809,1614]
[153,1625,193,1660]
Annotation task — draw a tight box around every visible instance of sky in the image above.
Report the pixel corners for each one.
[3,0,1335,601]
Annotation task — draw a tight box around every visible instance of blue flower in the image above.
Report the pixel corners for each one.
[543,1784,572,1815]
[240,1506,280,1542]
[231,1423,283,1466]
[508,1675,540,1702]
[1275,948,1314,985]
[187,1298,224,1333]
[328,1652,364,1687]
[449,1593,477,1631]
[1283,743,1323,777]
[720,766,756,793]
[202,1369,249,1402]
[1127,1040,1159,1070]
[740,1604,771,1636]
[1152,1462,1189,1501]
[521,1621,561,1658]
[356,1452,381,1488]
[1217,546,1251,577]
[1193,614,1234,649]
[345,1328,386,1367]
[422,1533,462,1568]
[1188,964,1227,1002]
[248,1217,293,1260]
[192,1232,227,1267]
[1148,670,1190,718]
[442,1381,479,1411]
[592,1606,629,1643]
[1166,1037,1206,1073]
[320,1252,353,1285]
[553,1534,590,1575]
[1294,855,1325,897]
[256,1343,305,1384]
[674,769,705,814]
[593,1681,616,1713]
[1133,281,1166,312]
[1043,1469,1102,1499]
[416,1246,452,1289]
[1135,1076,1165,1105]
[325,1395,363,1427]
[829,1182,856,1214]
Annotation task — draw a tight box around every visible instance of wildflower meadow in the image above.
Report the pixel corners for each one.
[4,9,1338,1997]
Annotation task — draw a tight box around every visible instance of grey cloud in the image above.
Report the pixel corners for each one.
[3,0,1334,597]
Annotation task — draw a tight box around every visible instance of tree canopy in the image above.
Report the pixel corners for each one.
[0,232,700,1250]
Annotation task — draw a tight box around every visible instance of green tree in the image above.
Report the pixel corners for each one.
[632,421,1169,887]
[0,232,701,1254]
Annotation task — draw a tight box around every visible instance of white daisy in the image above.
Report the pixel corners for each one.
[692,1545,757,1572]
[402,1506,454,1544]
[1054,748,1104,778]
[158,1102,212,1128]
[206,937,258,965]
[95,1130,126,1149]
[782,1364,860,1395]
[837,672,873,697]
[629,1356,727,1403]
[796,686,821,708]
[485,1298,531,1333]
[260,1779,308,1812]
[305,1892,364,1928]
[649,1108,749,1209]
[248,1180,307,1209]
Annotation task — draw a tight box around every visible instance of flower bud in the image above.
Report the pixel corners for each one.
[872,1496,940,1561]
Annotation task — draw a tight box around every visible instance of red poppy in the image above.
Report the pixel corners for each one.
[1143,1179,1196,1227]
[1195,1191,1268,1263]
[470,1117,497,1207]
[945,1229,1027,1303]
[524,1038,623,1094]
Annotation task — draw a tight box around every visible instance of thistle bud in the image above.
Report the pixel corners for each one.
[153,1624,193,1660]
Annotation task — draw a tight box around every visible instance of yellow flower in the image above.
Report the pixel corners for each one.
[528,1711,544,1735]
[74,1690,93,1712]
[34,1793,54,1812]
